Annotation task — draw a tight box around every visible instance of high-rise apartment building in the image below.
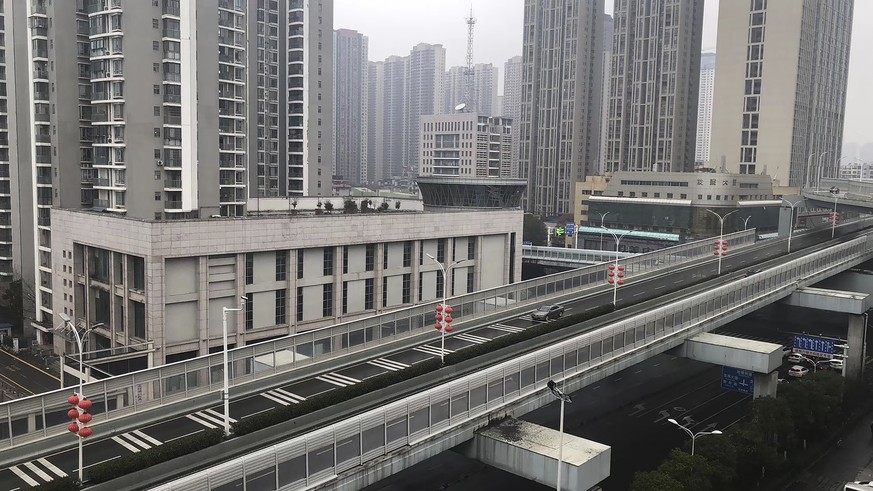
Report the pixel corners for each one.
[709,0,854,186]
[696,52,717,165]
[443,63,498,116]
[366,61,384,183]
[405,43,444,177]
[333,29,368,184]
[503,55,523,179]
[380,55,408,180]
[6,0,332,342]
[419,114,513,178]
[519,0,604,216]
[605,0,704,174]
[598,14,614,175]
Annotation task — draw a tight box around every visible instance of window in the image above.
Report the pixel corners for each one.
[467,239,475,260]
[467,268,474,293]
[343,246,349,274]
[297,251,304,279]
[296,287,304,321]
[383,245,389,269]
[437,239,445,263]
[365,244,375,272]
[276,251,287,281]
[322,284,333,317]
[342,281,348,314]
[402,273,411,304]
[403,242,412,267]
[245,253,253,284]
[436,271,444,298]
[365,278,374,310]
[245,299,253,330]
[382,278,388,308]
[275,289,286,324]
[323,247,334,276]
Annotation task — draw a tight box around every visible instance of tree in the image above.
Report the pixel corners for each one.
[323,200,334,213]
[657,449,718,491]
[630,470,684,491]
[523,213,547,246]
[694,437,739,490]
[748,396,794,447]
[343,199,358,214]
[727,422,781,486]
[0,277,36,336]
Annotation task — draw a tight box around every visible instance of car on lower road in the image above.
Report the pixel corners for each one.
[830,358,844,371]
[531,304,565,321]
[788,365,810,378]
[787,352,804,364]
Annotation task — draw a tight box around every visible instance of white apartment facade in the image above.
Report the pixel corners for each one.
[419,113,513,178]
[696,52,717,164]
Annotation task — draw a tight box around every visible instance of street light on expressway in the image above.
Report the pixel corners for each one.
[547,380,572,491]
[667,418,722,456]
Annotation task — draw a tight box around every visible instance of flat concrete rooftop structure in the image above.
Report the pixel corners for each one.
[470,417,610,490]
[691,332,782,355]
[674,332,783,373]
[782,287,871,315]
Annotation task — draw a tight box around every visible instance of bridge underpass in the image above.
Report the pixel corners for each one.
[142,229,873,491]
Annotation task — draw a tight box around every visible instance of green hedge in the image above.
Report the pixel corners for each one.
[86,428,224,484]
[34,477,79,490]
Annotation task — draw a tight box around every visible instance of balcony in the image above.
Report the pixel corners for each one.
[37,216,50,227]
[162,0,180,16]
[163,93,181,104]
[163,114,181,125]
[219,178,244,186]
[162,28,181,39]
[164,179,181,188]
[93,199,110,209]
[93,178,111,187]
[36,175,52,185]
[164,200,182,209]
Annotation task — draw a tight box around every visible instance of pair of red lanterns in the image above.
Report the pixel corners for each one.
[713,239,729,256]
[828,212,841,224]
[607,263,625,286]
[434,304,454,333]
[67,394,93,438]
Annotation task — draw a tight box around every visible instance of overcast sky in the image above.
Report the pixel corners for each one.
[335,0,872,150]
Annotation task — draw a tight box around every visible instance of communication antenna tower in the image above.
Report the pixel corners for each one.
[464,7,476,113]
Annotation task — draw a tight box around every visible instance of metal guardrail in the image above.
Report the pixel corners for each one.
[149,234,873,491]
[0,230,757,449]
[521,245,637,264]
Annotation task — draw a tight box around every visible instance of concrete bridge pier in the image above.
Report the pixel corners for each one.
[754,371,779,399]
[847,313,867,380]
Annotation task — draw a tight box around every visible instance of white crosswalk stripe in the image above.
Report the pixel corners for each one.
[112,435,142,453]
[7,457,67,487]
[414,345,453,356]
[261,388,307,405]
[186,408,236,429]
[316,372,361,387]
[368,358,409,371]
[455,333,490,344]
[112,430,163,453]
[490,324,525,333]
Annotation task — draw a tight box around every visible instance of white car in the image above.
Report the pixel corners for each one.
[788,365,810,378]
[829,359,844,370]
[787,353,804,364]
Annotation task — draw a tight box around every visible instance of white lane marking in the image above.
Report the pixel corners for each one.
[633,292,644,297]
[373,357,409,370]
[654,285,664,290]
[112,435,142,453]
[23,461,52,482]
[490,324,525,333]
[262,391,293,405]
[673,279,683,284]
[274,388,306,402]
[327,372,362,384]
[120,432,152,451]
[413,345,452,356]
[316,375,349,387]
[369,359,402,371]
[9,466,40,487]
[186,413,217,428]
[37,458,67,478]
[133,430,163,447]
[202,408,236,424]
[455,333,489,344]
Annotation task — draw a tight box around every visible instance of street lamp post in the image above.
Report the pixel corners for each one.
[805,153,815,189]
[600,227,632,307]
[426,253,470,365]
[547,380,572,491]
[705,209,738,275]
[667,418,722,456]
[829,186,841,238]
[221,296,247,437]
[742,215,752,231]
[781,198,802,253]
[56,314,101,483]
[594,211,610,251]
[815,151,829,190]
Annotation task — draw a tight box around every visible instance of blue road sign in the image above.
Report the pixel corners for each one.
[793,335,835,359]
[522,241,533,247]
[566,223,575,237]
[721,366,755,396]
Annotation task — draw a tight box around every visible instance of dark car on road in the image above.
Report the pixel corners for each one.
[531,304,565,321]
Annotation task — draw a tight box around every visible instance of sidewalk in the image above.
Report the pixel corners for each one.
[790,408,873,490]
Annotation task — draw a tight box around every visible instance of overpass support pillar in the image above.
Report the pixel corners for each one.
[847,314,867,381]
[754,371,778,399]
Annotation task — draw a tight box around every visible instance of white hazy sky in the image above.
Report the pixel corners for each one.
[335,0,872,149]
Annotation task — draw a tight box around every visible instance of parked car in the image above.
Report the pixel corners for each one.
[745,268,763,277]
[830,358,845,371]
[788,365,810,378]
[787,352,804,364]
[531,304,565,321]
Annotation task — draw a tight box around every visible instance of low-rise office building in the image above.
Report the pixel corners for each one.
[49,206,522,367]
[572,171,783,251]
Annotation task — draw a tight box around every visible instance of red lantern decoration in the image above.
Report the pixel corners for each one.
[444,316,453,324]
[78,399,92,411]
[435,304,443,312]
[617,272,624,278]
[68,395,79,406]
[68,409,79,420]
[608,264,615,270]
[721,245,728,251]
[434,314,443,322]
[68,423,79,433]
[714,240,721,245]
[435,323,442,330]
[608,278,615,284]
[713,251,720,256]
[445,306,454,315]
[78,427,93,438]
[618,280,625,285]
[78,413,92,424]
[721,251,728,256]
[444,325,453,333]
[618,265,625,271]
